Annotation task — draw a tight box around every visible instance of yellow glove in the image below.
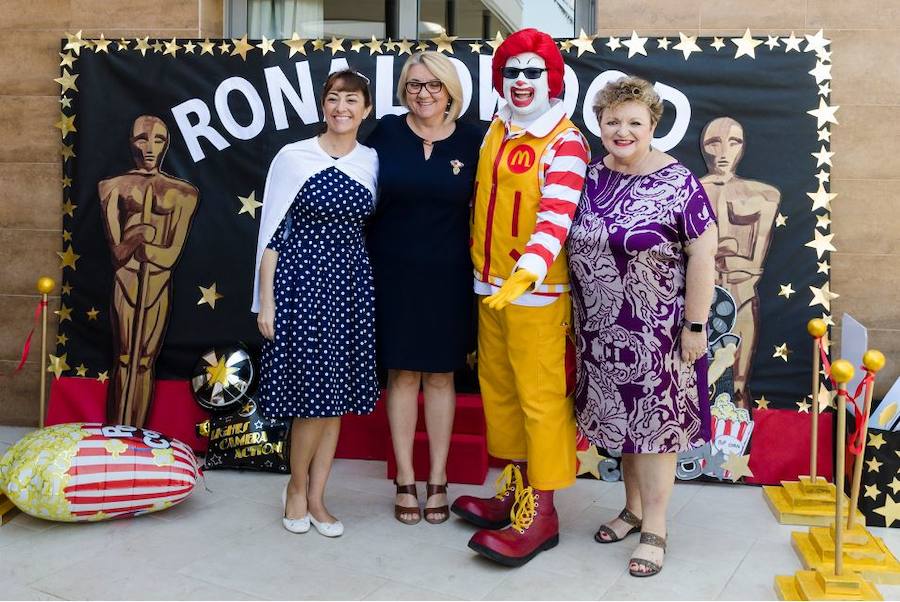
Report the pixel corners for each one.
[483,269,538,311]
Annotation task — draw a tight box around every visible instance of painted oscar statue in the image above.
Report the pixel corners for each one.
[98,115,199,427]
[699,117,780,409]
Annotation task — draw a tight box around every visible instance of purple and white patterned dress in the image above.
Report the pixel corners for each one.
[568,160,715,454]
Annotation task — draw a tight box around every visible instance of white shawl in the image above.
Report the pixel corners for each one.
[250,136,378,313]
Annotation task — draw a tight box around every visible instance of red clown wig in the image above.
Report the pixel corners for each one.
[492,28,565,99]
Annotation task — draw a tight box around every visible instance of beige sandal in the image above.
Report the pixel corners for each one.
[629,532,667,577]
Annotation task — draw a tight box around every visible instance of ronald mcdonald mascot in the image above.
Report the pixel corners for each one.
[451,28,589,566]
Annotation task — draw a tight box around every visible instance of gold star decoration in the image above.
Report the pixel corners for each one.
[325,36,345,54]
[97,371,109,383]
[815,168,830,184]
[62,231,72,243]
[62,175,72,188]
[183,40,197,54]
[395,39,413,55]
[55,303,73,323]
[866,456,883,473]
[59,51,77,68]
[811,145,835,167]
[59,96,72,109]
[755,396,770,410]
[311,39,326,51]
[231,35,254,60]
[47,353,70,378]
[57,333,68,345]
[804,29,831,55]
[773,343,791,362]
[117,38,130,50]
[58,245,80,270]
[567,29,595,57]
[575,445,604,478]
[86,307,99,320]
[64,30,86,55]
[283,33,308,57]
[257,36,275,55]
[350,39,365,52]
[415,41,430,52]
[817,260,830,275]
[199,38,216,55]
[238,190,263,218]
[61,282,72,294]
[93,34,112,53]
[709,36,726,51]
[805,231,836,259]
[485,32,505,52]
[430,32,456,54]
[558,40,573,52]
[621,30,648,58]
[383,38,398,52]
[61,144,75,161]
[807,98,839,128]
[809,283,839,311]
[821,313,835,327]
[765,35,780,50]
[817,385,835,411]
[54,69,79,94]
[816,48,832,62]
[818,83,832,97]
[815,214,832,230]
[163,38,181,57]
[62,198,77,217]
[605,37,621,52]
[721,453,754,482]
[869,432,887,450]
[198,283,224,309]
[865,484,881,501]
[673,32,702,60]
[774,213,787,227]
[364,35,384,55]
[134,36,152,56]
[782,32,803,52]
[809,62,832,84]
[75,363,88,377]
[217,40,232,55]
[151,40,164,53]
[807,183,837,211]
[890,477,900,495]
[468,41,483,53]
[797,399,811,413]
[656,37,671,50]
[731,29,762,59]
[778,283,795,299]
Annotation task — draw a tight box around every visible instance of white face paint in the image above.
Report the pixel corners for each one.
[502,52,551,122]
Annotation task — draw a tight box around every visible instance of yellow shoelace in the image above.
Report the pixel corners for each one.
[493,463,523,499]
[509,485,536,532]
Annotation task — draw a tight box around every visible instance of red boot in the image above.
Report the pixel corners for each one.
[467,487,559,567]
[451,463,526,530]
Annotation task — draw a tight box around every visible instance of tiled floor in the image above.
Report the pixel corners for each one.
[2,424,900,601]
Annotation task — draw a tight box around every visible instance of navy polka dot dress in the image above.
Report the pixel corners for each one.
[258,166,379,419]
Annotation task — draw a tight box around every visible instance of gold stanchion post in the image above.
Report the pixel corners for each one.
[848,350,885,531]
[36,276,55,428]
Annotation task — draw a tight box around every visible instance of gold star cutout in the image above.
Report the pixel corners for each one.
[54,69,79,94]
[430,32,456,54]
[765,35,780,50]
[775,213,787,227]
[818,82,832,97]
[782,32,803,52]
[86,307,99,321]
[134,36,151,56]
[163,38,181,57]
[231,35,254,60]
[558,40,573,52]
[755,396,770,410]
[237,190,263,218]
[807,98,839,128]
[62,230,72,243]
[804,29,831,55]
[805,231,836,259]
[866,456,883,473]
[731,29,763,59]
[569,29,595,57]
[808,183,837,211]
[97,371,109,383]
[721,453,754,482]
[809,283,839,311]
[415,41,430,52]
[257,36,275,55]
[311,39,326,51]
[151,41,164,53]
[199,38,216,55]
[62,281,71,292]
[656,37,671,50]
[93,34,112,53]
[815,214,831,230]
[183,40,197,54]
[576,445,604,478]
[868,432,887,450]
[325,36,345,54]
[364,35,385,55]
[384,38,398,52]
[797,399,811,413]
[817,385,835,411]
[816,48,832,63]
[621,31,648,58]
[605,37,621,52]
[815,169,830,184]
[709,36,726,51]
[64,30,86,55]
[350,39,364,52]
[673,32,702,60]
[59,51,76,68]
[395,39,413,55]
[59,96,72,109]
[75,363,88,377]
[817,260,830,275]
[58,245,80,270]
[811,145,834,167]
[47,353,70,378]
[817,129,831,143]
[217,40,232,55]
[61,198,77,217]
[61,175,72,188]
[469,41,484,53]
[821,313,835,327]
[809,62,832,84]
[117,38,130,51]
[778,283,796,299]
[485,32,505,52]
[61,144,75,161]
[198,283,223,309]
[283,33,307,57]
[865,484,881,501]
[890,478,900,495]
[773,343,791,362]
[57,333,68,345]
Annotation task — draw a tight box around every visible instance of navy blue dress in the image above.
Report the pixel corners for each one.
[259,166,379,419]
[366,115,482,373]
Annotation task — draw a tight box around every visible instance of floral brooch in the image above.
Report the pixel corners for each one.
[450,159,464,175]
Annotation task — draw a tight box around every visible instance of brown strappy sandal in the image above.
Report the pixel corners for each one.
[424,482,449,524]
[594,508,642,543]
[394,481,420,525]
[629,532,667,577]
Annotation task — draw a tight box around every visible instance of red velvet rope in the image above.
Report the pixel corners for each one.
[817,337,875,456]
[0,299,48,378]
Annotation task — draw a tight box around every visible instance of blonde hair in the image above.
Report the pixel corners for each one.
[396,51,463,123]
[592,76,663,125]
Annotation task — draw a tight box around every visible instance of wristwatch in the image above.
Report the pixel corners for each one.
[684,320,705,333]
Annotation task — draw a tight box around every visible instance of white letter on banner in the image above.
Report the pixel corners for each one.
[264,63,319,129]
[581,70,627,138]
[215,77,266,140]
[328,57,350,74]
[171,98,230,162]
[375,55,406,118]
[653,82,690,152]
[479,54,505,121]
[562,64,579,118]
[448,57,472,117]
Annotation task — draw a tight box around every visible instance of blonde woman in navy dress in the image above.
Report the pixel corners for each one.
[252,71,378,538]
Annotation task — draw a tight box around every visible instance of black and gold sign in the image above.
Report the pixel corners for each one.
[197,396,290,473]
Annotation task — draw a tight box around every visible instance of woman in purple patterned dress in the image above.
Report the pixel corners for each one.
[568,77,717,577]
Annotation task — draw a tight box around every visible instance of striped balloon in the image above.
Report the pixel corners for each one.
[0,423,200,522]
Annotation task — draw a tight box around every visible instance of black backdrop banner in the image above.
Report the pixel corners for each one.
[57,33,831,423]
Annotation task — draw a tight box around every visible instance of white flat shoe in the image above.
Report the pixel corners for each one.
[282,484,310,534]
[309,514,344,537]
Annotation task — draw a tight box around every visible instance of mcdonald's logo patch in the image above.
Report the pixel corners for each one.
[506,144,536,174]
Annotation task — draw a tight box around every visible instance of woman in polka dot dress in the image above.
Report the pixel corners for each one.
[251,71,379,537]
